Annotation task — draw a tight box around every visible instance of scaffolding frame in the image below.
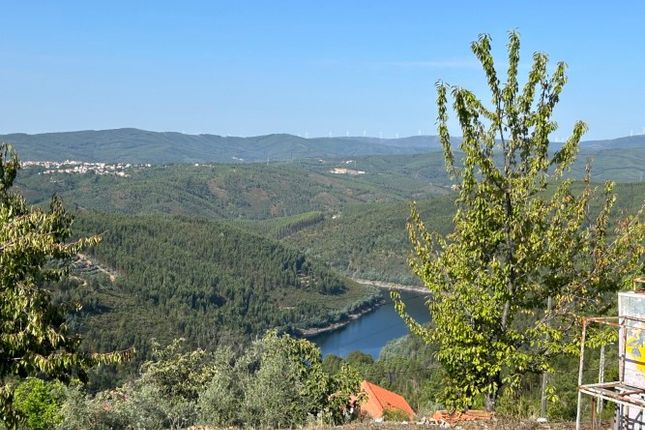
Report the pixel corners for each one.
[577,315,645,430]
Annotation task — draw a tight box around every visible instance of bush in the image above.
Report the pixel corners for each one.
[117,382,196,430]
[57,382,195,430]
[12,378,65,430]
[382,408,409,422]
[196,351,241,427]
[59,333,364,429]
[199,331,364,428]
[57,385,129,430]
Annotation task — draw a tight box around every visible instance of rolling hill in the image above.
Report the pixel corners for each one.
[16,161,447,219]
[17,143,645,223]
[246,181,645,284]
[1,128,442,163]
[3,127,645,166]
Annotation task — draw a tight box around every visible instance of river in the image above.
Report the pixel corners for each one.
[311,289,431,358]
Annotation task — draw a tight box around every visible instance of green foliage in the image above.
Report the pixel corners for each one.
[346,351,375,366]
[274,183,645,285]
[16,148,645,289]
[12,378,64,430]
[322,354,345,375]
[139,339,217,401]
[54,384,102,430]
[382,408,410,422]
[57,332,364,429]
[395,32,645,411]
[56,381,195,430]
[56,341,213,430]
[0,145,125,427]
[118,382,197,430]
[230,210,326,240]
[282,199,455,284]
[196,351,241,427]
[235,331,362,427]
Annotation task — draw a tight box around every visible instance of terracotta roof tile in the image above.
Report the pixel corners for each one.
[360,380,415,420]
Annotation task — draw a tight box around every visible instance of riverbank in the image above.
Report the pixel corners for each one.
[352,277,429,294]
[298,297,386,337]
[298,278,429,338]
[298,278,429,339]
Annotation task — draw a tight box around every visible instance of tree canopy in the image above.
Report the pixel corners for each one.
[0,144,125,427]
[394,32,645,411]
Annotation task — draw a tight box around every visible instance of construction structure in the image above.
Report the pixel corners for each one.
[577,278,645,430]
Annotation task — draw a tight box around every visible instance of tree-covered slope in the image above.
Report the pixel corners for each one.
[255,182,645,285]
[16,145,644,222]
[58,212,380,386]
[269,198,455,285]
[16,162,444,219]
[320,146,645,185]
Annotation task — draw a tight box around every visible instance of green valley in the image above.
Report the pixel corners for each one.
[59,212,381,388]
[10,142,645,403]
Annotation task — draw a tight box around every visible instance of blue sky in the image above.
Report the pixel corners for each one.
[1,1,643,139]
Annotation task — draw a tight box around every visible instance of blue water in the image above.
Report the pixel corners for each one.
[311,290,431,358]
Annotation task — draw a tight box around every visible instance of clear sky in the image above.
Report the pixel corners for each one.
[1,1,643,140]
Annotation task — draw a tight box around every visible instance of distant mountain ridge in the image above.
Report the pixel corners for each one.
[581,135,645,150]
[2,128,643,164]
[1,128,442,164]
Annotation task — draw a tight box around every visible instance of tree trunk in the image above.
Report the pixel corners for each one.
[484,374,502,412]
[484,392,497,412]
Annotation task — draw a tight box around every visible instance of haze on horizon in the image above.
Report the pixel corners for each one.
[1,1,644,140]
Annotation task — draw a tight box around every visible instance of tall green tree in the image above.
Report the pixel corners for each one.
[0,144,125,427]
[394,32,645,411]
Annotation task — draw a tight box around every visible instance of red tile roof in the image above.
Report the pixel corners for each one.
[360,380,415,420]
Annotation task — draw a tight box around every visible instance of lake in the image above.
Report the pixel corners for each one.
[311,289,431,358]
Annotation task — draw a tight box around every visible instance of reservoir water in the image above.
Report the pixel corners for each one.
[311,289,431,358]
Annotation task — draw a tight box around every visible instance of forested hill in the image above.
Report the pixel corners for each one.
[17,145,645,222]
[240,181,645,285]
[17,162,445,219]
[60,212,380,387]
[2,128,442,163]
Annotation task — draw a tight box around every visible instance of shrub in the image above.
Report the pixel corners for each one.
[198,331,364,428]
[117,382,196,430]
[382,408,409,422]
[196,351,241,427]
[59,333,364,429]
[12,378,65,430]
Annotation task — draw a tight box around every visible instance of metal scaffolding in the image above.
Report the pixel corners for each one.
[577,315,645,430]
